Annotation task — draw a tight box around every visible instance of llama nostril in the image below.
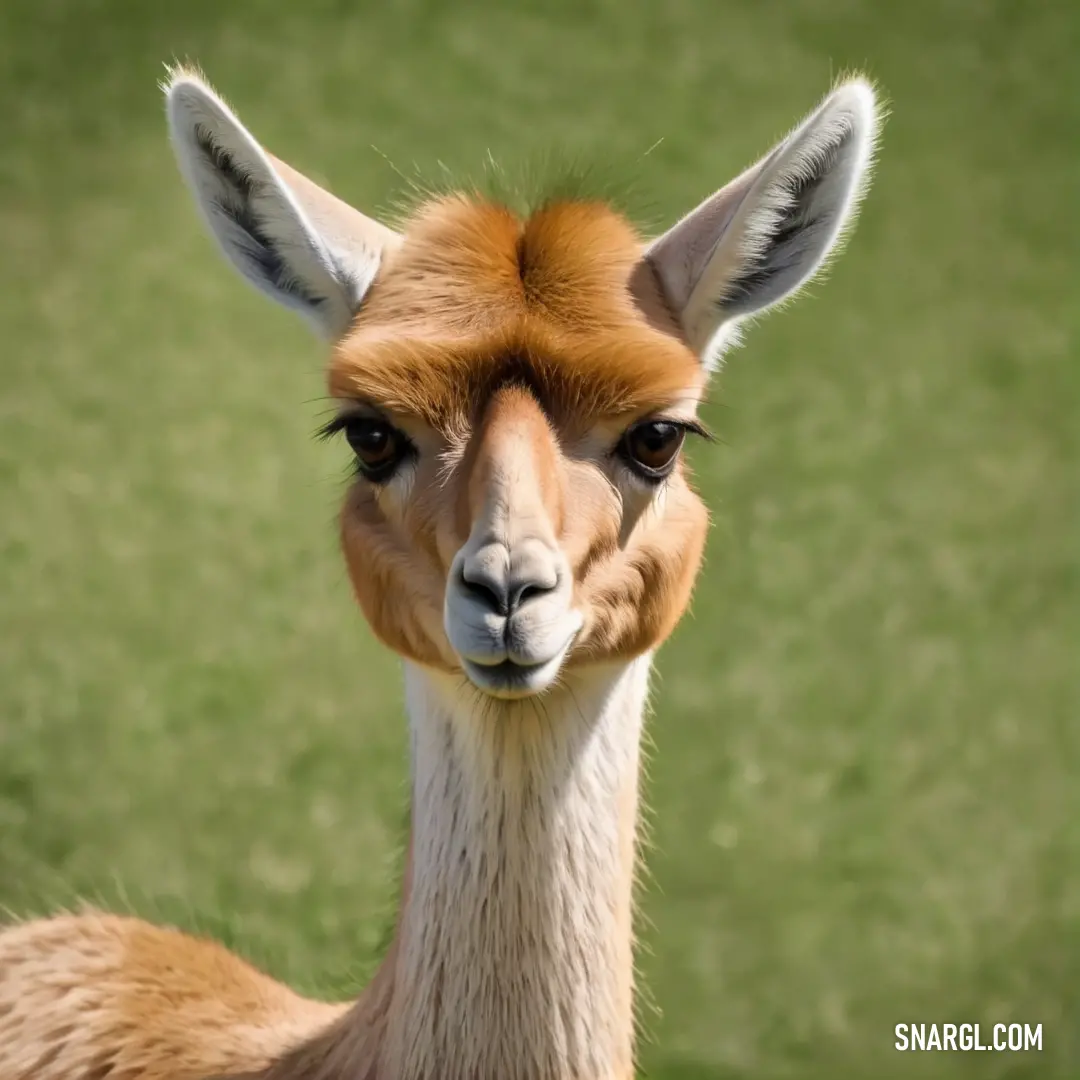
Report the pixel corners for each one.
[509,578,556,611]
[459,563,509,616]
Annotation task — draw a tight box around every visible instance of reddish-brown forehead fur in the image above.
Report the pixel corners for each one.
[329,195,704,427]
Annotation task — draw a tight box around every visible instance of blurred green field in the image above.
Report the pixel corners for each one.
[0,1,1076,1077]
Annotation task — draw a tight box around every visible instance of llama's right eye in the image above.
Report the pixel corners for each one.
[340,417,413,482]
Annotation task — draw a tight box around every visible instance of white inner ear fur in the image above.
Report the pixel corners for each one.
[645,77,883,370]
[163,68,397,341]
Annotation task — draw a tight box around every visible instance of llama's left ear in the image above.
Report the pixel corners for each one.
[644,78,882,369]
[164,67,400,341]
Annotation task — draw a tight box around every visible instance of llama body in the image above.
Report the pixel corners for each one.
[0,70,881,1079]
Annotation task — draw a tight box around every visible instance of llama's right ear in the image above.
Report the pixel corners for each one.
[164,68,399,341]
[645,78,882,371]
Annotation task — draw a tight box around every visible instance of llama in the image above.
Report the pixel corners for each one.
[0,69,882,1080]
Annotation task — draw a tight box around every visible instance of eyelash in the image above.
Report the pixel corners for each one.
[614,418,714,448]
[316,414,359,441]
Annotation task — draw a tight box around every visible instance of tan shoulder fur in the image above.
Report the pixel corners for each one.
[0,912,346,1079]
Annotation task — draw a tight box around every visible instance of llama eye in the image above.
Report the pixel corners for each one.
[342,417,412,481]
[619,420,686,481]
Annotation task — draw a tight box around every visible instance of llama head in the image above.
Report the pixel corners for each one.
[165,69,881,700]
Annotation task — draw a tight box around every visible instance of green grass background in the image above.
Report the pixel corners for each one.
[1,1,1076,1076]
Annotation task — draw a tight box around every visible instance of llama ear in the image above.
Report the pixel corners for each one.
[163,68,400,341]
[644,78,882,369]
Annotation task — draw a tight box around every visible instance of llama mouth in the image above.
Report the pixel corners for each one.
[460,652,566,700]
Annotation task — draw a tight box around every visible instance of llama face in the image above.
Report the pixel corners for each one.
[326,198,710,698]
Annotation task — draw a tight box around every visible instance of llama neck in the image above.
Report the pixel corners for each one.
[376,655,653,1080]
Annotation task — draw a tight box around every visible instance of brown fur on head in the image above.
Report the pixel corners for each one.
[165,68,881,697]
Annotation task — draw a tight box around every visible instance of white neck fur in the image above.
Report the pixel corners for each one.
[377,655,654,1080]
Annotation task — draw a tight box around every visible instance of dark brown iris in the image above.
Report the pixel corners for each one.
[620,420,686,480]
[343,417,409,480]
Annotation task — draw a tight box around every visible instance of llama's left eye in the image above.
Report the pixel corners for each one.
[619,420,686,481]
[342,417,412,481]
